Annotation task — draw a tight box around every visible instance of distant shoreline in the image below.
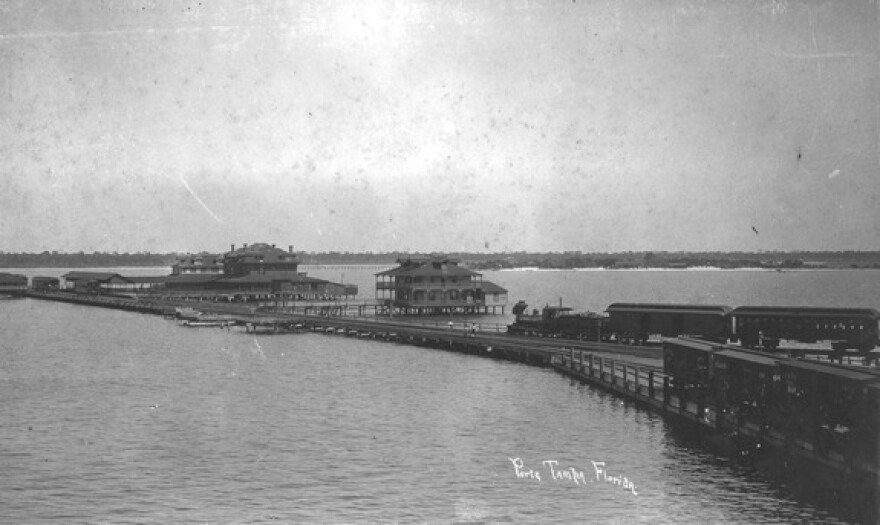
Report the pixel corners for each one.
[2,264,879,272]
[497,266,880,272]
[2,250,880,271]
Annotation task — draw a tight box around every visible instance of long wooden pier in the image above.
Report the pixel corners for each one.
[13,288,878,523]
[15,289,661,368]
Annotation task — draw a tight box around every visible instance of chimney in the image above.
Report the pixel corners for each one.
[230,243,235,252]
[272,243,276,248]
[289,245,293,253]
[243,243,248,249]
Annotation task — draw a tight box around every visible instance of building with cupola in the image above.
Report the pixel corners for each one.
[222,243,299,277]
[158,242,355,301]
[61,242,357,303]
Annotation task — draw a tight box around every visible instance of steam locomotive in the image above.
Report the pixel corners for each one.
[507,301,607,340]
[508,300,880,353]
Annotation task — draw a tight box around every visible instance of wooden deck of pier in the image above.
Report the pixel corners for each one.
[16,289,661,367]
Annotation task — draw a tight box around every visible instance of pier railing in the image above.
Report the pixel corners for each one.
[551,350,712,428]
[552,349,879,482]
[285,314,510,333]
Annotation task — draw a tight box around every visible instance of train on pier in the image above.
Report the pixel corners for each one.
[508,300,880,354]
[660,337,880,521]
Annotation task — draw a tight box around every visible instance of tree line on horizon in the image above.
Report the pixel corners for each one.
[1,250,879,269]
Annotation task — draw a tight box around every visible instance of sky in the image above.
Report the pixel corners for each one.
[1,0,878,254]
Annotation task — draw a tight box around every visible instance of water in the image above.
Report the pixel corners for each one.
[3,268,875,523]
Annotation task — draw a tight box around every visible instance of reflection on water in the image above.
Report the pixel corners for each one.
[0,295,854,523]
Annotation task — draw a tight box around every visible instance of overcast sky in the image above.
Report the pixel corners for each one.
[1,0,877,254]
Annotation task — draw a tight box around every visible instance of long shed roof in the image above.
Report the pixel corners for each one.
[731,306,880,319]
[61,271,130,282]
[779,359,880,383]
[0,273,27,284]
[607,303,732,315]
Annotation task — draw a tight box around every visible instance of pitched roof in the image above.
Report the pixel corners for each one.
[221,274,329,284]
[479,281,508,293]
[124,276,170,283]
[225,243,299,262]
[779,359,880,383]
[731,306,880,319]
[607,303,732,315]
[715,349,779,367]
[0,273,27,285]
[174,253,223,265]
[163,274,223,284]
[222,274,288,283]
[376,257,480,277]
[61,272,129,282]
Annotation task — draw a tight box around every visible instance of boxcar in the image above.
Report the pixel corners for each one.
[608,303,732,344]
[662,338,723,409]
[711,349,780,433]
[730,306,880,352]
[773,359,880,461]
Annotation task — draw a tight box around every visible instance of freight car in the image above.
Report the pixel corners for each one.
[663,338,880,467]
[730,306,880,353]
[510,299,880,354]
[663,337,880,453]
[606,303,731,345]
[507,302,608,340]
[662,338,880,523]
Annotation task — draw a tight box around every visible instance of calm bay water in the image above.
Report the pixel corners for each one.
[3,267,876,523]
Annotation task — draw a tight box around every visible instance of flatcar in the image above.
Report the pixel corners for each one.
[730,306,880,353]
[507,303,608,340]
[607,303,731,345]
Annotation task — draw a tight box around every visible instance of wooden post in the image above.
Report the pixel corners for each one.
[569,347,574,368]
[663,376,670,405]
[649,370,655,398]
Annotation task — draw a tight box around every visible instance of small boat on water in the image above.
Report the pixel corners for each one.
[179,319,231,327]
[175,307,236,327]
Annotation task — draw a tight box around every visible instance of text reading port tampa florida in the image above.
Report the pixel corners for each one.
[509,457,638,496]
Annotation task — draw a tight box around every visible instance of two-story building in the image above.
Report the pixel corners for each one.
[162,243,356,302]
[171,252,224,275]
[375,256,507,315]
